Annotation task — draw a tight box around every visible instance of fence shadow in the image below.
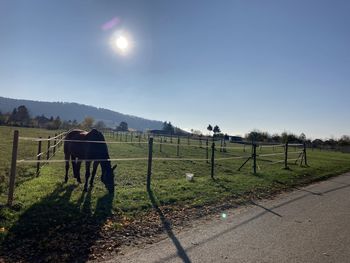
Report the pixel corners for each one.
[148,189,192,263]
[0,183,114,262]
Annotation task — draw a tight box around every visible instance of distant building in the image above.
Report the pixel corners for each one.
[229,136,243,142]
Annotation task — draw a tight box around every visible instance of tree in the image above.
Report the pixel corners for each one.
[339,135,350,146]
[117,121,128,131]
[299,133,306,142]
[53,116,62,129]
[95,120,106,130]
[17,105,30,126]
[213,125,221,135]
[207,124,213,133]
[0,111,6,125]
[72,120,79,127]
[271,133,281,143]
[162,121,174,134]
[81,116,94,129]
[7,106,30,126]
[7,108,18,125]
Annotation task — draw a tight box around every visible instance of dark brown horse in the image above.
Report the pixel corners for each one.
[64,129,116,193]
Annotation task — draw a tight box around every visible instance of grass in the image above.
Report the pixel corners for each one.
[0,126,62,196]
[1,127,350,261]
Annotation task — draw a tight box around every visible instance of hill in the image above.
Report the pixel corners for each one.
[0,96,163,131]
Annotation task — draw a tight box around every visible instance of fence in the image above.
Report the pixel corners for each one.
[7,130,67,206]
[6,130,308,206]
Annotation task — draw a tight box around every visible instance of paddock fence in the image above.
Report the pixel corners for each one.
[6,129,310,206]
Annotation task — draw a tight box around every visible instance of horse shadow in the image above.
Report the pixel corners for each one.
[0,183,114,263]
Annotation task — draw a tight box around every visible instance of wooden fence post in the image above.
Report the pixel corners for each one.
[284,142,289,169]
[211,142,215,179]
[8,130,19,206]
[253,143,257,174]
[177,136,180,157]
[36,138,42,175]
[147,137,153,192]
[160,137,163,152]
[206,139,209,163]
[53,133,57,155]
[47,136,51,160]
[187,136,190,145]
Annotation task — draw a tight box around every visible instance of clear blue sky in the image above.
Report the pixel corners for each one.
[0,0,349,139]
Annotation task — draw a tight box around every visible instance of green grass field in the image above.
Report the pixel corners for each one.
[1,126,350,261]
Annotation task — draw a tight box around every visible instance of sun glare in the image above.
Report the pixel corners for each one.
[116,36,128,51]
[110,30,133,56]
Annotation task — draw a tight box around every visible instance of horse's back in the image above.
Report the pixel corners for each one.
[85,129,109,159]
[64,129,109,160]
[64,129,89,158]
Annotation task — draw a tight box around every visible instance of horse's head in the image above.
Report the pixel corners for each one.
[102,163,117,194]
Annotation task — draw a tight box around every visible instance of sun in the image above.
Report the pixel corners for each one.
[110,31,133,56]
[115,36,129,51]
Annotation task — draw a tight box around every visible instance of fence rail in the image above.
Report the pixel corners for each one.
[6,130,309,207]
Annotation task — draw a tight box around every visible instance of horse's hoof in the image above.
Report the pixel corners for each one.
[77,179,82,184]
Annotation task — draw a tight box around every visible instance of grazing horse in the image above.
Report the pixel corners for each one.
[64,129,116,193]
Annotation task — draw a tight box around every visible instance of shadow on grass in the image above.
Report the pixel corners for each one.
[0,183,114,262]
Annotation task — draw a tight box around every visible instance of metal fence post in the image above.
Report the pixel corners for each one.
[147,137,153,192]
[303,142,308,166]
[8,130,19,206]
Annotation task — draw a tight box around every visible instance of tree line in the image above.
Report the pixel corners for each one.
[244,129,350,148]
[0,105,131,132]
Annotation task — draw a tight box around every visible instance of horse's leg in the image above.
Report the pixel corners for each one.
[71,156,82,183]
[90,161,99,188]
[71,156,77,178]
[84,161,91,192]
[64,153,70,183]
[76,159,82,183]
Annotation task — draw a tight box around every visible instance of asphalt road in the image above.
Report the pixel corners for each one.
[107,173,350,263]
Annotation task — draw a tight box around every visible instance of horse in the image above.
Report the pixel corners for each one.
[64,129,116,193]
